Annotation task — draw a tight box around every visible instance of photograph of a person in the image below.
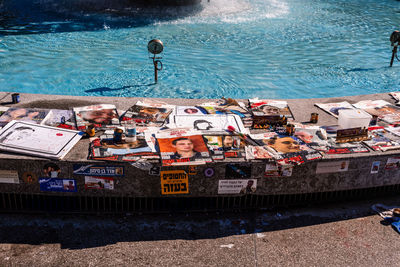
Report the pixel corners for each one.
[0,107,50,127]
[249,99,292,117]
[157,134,211,165]
[172,114,246,133]
[74,104,119,129]
[42,162,61,178]
[264,136,302,154]
[122,101,174,126]
[240,179,257,194]
[63,180,76,191]
[175,106,204,116]
[222,135,242,150]
[171,137,202,159]
[294,130,314,143]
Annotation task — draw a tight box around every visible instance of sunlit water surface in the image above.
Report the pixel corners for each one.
[0,0,399,99]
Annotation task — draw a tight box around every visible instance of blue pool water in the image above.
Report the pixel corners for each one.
[0,0,400,99]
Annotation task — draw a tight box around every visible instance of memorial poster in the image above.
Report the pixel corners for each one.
[84,176,114,190]
[218,179,257,194]
[39,178,77,192]
[315,160,349,174]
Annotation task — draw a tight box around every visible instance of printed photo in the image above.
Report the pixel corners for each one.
[218,179,257,194]
[121,101,174,126]
[74,104,119,130]
[85,176,114,190]
[157,134,211,166]
[0,108,50,127]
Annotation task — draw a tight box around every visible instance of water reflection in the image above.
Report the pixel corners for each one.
[0,0,204,35]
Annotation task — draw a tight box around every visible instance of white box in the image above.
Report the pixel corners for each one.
[338,109,372,129]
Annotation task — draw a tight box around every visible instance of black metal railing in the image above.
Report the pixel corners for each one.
[1,184,400,214]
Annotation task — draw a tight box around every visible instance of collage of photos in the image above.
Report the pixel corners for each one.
[0,94,398,178]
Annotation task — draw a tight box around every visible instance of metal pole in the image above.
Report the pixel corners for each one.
[390,45,398,67]
[154,58,158,83]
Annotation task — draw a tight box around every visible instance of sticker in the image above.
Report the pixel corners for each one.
[315,161,349,174]
[225,164,251,178]
[218,179,257,194]
[204,167,215,178]
[149,167,161,176]
[84,176,114,190]
[22,172,38,184]
[0,170,19,184]
[73,164,124,177]
[131,161,153,171]
[370,161,380,174]
[385,157,400,170]
[160,170,189,195]
[264,163,293,177]
[42,162,61,178]
[39,178,77,192]
[188,166,197,175]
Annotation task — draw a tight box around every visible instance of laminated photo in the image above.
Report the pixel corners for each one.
[174,106,207,116]
[264,163,293,177]
[385,157,400,170]
[41,109,77,130]
[249,98,293,117]
[315,160,349,174]
[85,176,114,190]
[157,134,212,166]
[121,101,174,127]
[245,145,273,160]
[294,124,329,150]
[314,101,356,118]
[0,121,82,159]
[263,135,322,164]
[352,100,400,124]
[363,127,400,152]
[218,179,257,194]
[169,114,246,134]
[371,161,380,174]
[89,135,159,162]
[203,135,224,160]
[199,100,252,116]
[0,107,50,127]
[73,104,119,130]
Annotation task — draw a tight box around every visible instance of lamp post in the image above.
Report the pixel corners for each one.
[148,39,164,83]
[390,30,400,67]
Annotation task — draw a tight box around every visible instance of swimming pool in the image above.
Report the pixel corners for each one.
[0,0,399,99]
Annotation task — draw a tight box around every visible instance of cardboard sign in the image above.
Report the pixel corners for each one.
[160,170,189,195]
[0,170,19,184]
[73,164,124,177]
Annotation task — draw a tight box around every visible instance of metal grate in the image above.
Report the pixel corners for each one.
[1,184,400,214]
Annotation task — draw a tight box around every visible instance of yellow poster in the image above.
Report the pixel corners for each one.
[160,170,189,195]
